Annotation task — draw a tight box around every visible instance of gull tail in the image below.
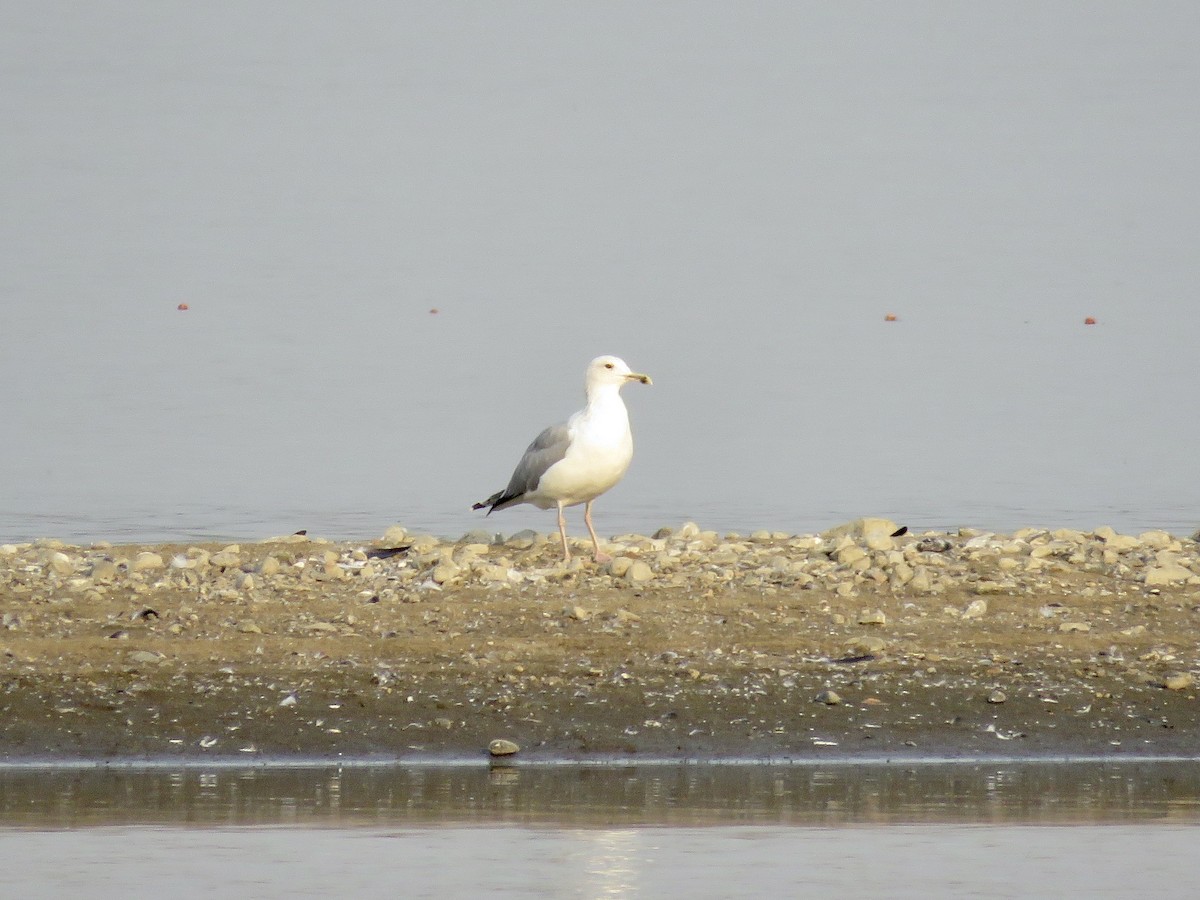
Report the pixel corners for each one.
[473,489,521,514]
[472,490,505,514]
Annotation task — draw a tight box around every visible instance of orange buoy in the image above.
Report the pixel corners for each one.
[1084,316,1096,325]
[429,308,439,315]
[884,313,898,322]
[177,303,189,311]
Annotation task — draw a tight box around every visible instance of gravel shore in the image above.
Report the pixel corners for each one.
[2,518,1198,762]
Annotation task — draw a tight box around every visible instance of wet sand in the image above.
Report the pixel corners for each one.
[1,523,1197,762]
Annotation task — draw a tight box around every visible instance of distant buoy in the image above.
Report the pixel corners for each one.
[177,303,189,311]
[884,313,898,322]
[1084,316,1096,325]
[429,308,439,315]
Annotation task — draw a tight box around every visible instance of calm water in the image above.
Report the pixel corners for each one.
[2,762,1199,898]
[3,2,1199,545]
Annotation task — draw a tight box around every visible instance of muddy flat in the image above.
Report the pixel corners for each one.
[1,522,1197,761]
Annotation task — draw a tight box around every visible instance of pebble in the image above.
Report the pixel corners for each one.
[431,563,460,585]
[607,557,633,578]
[987,689,1007,704]
[47,552,74,575]
[962,599,988,619]
[209,549,241,569]
[625,561,653,583]
[89,559,119,581]
[130,551,164,572]
[1145,564,1193,586]
[1163,673,1194,691]
[847,635,887,654]
[908,568,935,593]
[488,739,519,757]
[4,518,1198,636]
[815,689,842,705]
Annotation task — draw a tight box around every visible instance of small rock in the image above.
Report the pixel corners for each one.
[915,537,953,553]
[489,738,520,757]
[625,561,653,583]
[974,582,1007,595]
[1163,673,1194,691]
[822,517,900,551]
[380,524,409,545]
[846,635,887,654]
[237,621,263,634]
[431,563,460,584]
[1145,564,1193,586]
[814,689,842,705]
[962,599,988,619]
[858,609,886,626]
[407,535,439,553]
[47,552,75,575]
[607,557,634,578]
[89,559,119,581]
[987,689,1007,704]
[209,549,241,569]
[1139,530,1174,550]
[477,564,511,584]
[129,650,163,664]
[130,551,164,572]
[1059,622,1090,633]
[258,556,281,576]
[505,530,539,550]
[908,568,935,593]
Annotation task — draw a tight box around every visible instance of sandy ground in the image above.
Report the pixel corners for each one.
[1,530,1198,762]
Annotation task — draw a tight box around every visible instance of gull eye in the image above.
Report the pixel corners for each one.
[604,362,614,369]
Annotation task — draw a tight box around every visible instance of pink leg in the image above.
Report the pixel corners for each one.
[556,501,571,561]
[584,501,611,563]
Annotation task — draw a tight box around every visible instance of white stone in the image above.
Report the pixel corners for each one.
[1139,530,1174,550]
[962,599,988,618]
[130,551,164,572]
[625,561,654,582]
[1145,564,1192,586]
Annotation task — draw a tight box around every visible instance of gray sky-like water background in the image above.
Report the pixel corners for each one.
[3,1,1198,544]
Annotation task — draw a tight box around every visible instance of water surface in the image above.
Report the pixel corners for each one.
[2,762,1198,898]
[3,3,1199,543]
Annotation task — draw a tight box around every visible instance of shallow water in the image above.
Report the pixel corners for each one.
[2,762,1198,898]
[3,3,1200,545]
[4,823,1199,899]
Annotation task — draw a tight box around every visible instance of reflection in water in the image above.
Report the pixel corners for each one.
[2,763,1199,898]
[579,829,640,899]
[1,760,1198,828]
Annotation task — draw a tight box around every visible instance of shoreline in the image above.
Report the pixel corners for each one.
[2,518,1198,763]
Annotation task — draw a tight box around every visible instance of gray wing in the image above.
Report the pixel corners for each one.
[484,423,572,511]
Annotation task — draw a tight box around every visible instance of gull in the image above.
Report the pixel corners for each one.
[473,355,652,562]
